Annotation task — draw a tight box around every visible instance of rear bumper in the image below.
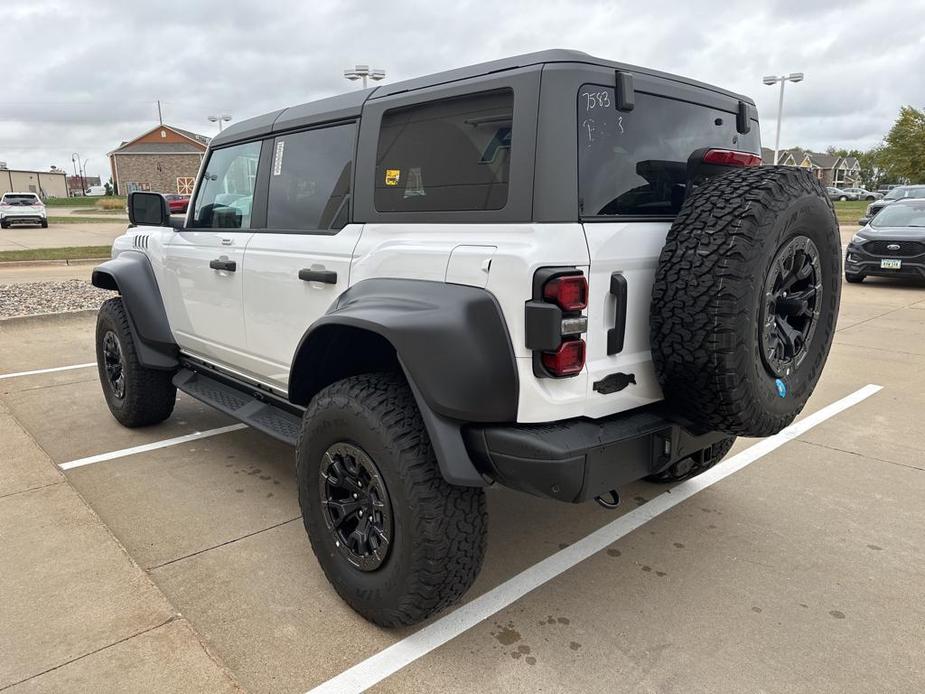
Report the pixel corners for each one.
[464,406,728,503]
[1,214,45,224]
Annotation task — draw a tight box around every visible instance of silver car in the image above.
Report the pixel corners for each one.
[859,185,925,226]
[0,192,48,228]
[843,187,882,201]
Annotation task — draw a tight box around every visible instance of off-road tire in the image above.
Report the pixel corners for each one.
[95,297,177,427]
[845,272,864,284]
[646,436,736,483]
[297,373,487,627]
[650,167,841,437]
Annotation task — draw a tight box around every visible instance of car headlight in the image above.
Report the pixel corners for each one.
[851,234,867,245]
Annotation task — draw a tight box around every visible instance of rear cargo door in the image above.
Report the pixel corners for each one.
[577,82,760,418]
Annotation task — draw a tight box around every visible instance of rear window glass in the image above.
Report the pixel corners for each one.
[375,89,513,212]
[267,123,354,231]
[578,87,760,217]
[3,194,39,204]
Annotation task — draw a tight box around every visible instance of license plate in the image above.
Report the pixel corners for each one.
[881,259,902,270]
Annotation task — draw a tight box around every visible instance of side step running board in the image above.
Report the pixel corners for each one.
[173,368,302,446]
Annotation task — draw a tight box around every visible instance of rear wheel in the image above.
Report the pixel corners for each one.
[0,220,8,229]
[95,297,177,427]
[297,373,487,627]
[646,437,736,483]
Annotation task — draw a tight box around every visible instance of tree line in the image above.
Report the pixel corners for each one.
[824,105,925,189]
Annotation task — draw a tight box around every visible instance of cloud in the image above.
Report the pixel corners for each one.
[2,0,923,178]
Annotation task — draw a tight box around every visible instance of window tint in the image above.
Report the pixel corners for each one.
[267,124,354,231]
[578,87,760,217]
[190,141,261,229]
[375,89,513,212]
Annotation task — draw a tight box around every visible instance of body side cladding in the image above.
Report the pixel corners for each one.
[288,278,520,487]
[91,251,178,369]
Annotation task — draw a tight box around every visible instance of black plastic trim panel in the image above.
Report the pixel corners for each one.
[465,405,727,503]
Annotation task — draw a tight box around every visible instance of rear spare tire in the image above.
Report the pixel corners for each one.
[650,167,841,437]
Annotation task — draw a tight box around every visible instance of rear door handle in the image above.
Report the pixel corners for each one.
[607,272,628,355]
[298,268,337,284]
[209,258,237,272]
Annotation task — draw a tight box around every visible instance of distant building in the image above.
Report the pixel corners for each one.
[761,147,861,188]
[66,175,102,197]
[0,165,67,198]
[109,124,209,196]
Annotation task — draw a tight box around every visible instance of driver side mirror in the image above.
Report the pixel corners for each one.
[128,191,170,227]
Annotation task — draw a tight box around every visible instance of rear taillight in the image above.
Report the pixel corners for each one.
[541,339,585,377]
[525,268,588,378]
[703,149,762,167]
[542,275,588,312]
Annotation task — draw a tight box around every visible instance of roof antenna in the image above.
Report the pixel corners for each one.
[157,99,163,125]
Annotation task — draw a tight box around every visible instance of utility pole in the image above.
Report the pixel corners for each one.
[762,73,805,164]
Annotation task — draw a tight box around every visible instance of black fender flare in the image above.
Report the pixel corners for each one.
[91,251,178,369]
[289,279,520,486]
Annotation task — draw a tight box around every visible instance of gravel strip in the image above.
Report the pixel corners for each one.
[0,279,114,318]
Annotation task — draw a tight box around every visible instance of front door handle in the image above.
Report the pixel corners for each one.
[298,268,337,284]
[209,258,237,272]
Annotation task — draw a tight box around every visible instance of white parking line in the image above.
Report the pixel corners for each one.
[59,424,248,470]
[307,384,883,694]
[0,362,96,381]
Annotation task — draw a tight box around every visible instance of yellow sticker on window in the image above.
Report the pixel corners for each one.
[385,169,401,186]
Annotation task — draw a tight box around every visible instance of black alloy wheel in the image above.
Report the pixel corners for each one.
[760,236,822,378]
[319,442,393,571]
[102,330,126,399]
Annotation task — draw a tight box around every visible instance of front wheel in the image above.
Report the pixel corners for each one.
[40,219,48,228]
[95,297,177,427]
[297,373,487,627]
[845,272,865,284]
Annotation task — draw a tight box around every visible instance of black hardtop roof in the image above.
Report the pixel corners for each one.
[211,49,754,147]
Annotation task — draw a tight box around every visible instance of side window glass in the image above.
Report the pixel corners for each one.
[190,141,261,229]
[267,124,355,231]
[374,89,513,212]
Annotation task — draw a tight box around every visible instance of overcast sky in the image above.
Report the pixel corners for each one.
[4,0,923,181]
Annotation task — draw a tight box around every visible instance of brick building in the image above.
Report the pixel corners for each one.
[109,124,209,196]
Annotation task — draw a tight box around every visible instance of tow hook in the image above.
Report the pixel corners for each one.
[595,490,620,509]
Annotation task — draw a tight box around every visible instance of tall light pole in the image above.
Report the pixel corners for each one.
[71,153,86,195]
[208,114,232,132]
[344,65,386,89]
[762,72,804,165]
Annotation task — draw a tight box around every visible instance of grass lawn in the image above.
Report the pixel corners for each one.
[0,246,111,262]
[833,200,868,226]
[47,216,126,225]
[73,208,126,216]
[45,196,127,208]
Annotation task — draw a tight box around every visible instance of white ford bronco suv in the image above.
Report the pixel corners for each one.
[92,50,840,626]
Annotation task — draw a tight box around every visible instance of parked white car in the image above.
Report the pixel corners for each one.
[0,192,47,228]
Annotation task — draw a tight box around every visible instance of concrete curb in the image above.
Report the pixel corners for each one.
[0,258,108,268]
[0,309,98,327]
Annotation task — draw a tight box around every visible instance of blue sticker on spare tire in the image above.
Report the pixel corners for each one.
[775,378,787,398]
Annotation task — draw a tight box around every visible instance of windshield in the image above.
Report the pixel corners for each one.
[885,186,925,200]
[2,194,39,205]
[871,202,925,227]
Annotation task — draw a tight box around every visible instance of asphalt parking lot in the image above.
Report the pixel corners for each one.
[2,276,924,693]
